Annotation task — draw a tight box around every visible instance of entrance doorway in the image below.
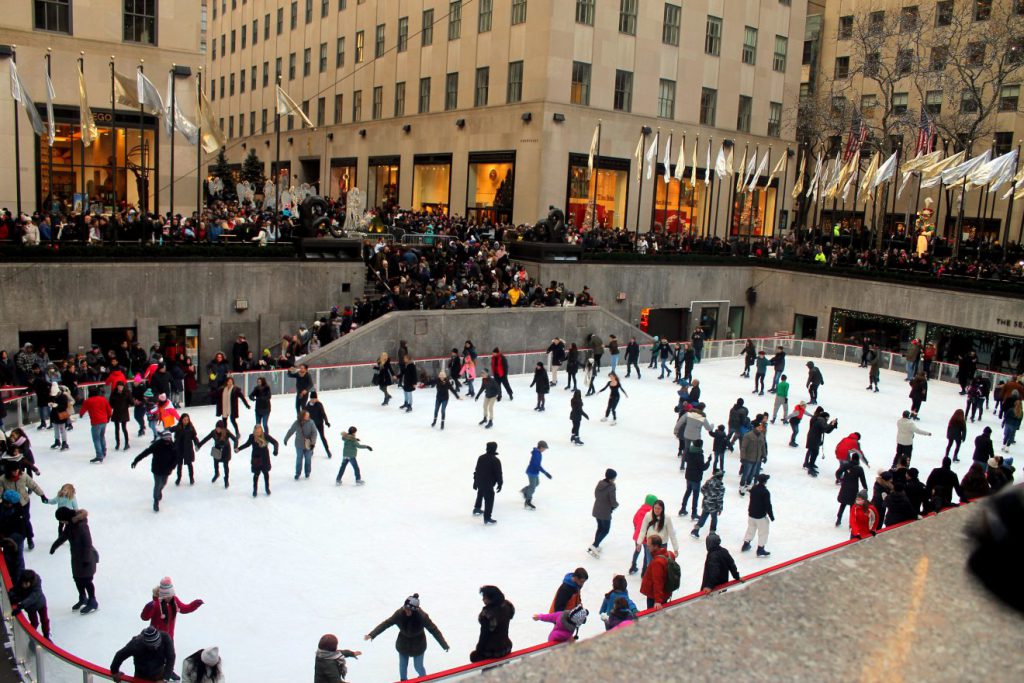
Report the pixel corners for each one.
[641,308,690,342]
[158,325,201,365]
[794,315,818,340]
[19,329,69,361]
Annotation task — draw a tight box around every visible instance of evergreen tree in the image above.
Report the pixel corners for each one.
[240,149,265,185]
[210,148,234,187]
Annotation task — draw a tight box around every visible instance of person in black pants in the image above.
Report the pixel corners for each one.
[305,392,332,457]
[569,390,589,445]
[472,442,503,525]
[624,337,641,379]
[51,507,100,614]
[598,373,628,424]
[491,348,514,401]
[131,430,179,511]
[288,364,313,414]
[565,343,581,391]
[214,377,250,439]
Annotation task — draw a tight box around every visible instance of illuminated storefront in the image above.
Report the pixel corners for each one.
[730,186,778,237]
[652,164,707,234]
[466,151,515,224]
[36,106,158,213]
[367,155,400,211]
[412,153,452,215]
[328,157,357,200]
[566,153,629,230]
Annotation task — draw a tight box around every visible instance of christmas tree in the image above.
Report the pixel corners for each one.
[240,149,265,185]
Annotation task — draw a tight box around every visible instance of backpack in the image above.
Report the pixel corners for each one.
[663,554,682,595]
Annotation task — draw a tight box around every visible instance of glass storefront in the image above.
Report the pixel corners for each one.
[328,157,357,200]
[730,187,778,237]
[652,166,707,234]
[367,155,399,212]
[567,154,629,230]
[467,151,515,224]
[36,107,157,213]
[412,154,452,215]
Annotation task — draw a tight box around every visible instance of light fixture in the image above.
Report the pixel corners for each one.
[264,140,270,147]
[172,64,192,77]
[403,124,412,133]
[521,112,532,123]
[552,113,565,123]
[640,125,652,135]
[359,129,367,137]
[287,136,293,145]
[455,119,465,129]
[326,132,334,141]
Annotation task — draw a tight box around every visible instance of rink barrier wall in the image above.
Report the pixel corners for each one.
[2,337,1015,431]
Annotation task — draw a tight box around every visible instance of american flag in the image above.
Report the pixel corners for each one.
[915,110,936,157]
[842,117,869,163]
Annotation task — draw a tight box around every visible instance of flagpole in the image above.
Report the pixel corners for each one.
[9,46,22,217]
[590,119,601,231]
[275,76,283,226]
[889,141,901,229]
[713,142,727,239]
[168,65,176,218]
[78,53,86,210]
[196,68,203,222]
[1003,142,1021,256]
[635,126,649,242]
[953,142,972,260]
[138,61,147,213]
[110,56,118,213]
[675,132,683,236]
[702,137,712,239]
[45,49,53,217]
[777,147,790,237]
[730,143,746,240]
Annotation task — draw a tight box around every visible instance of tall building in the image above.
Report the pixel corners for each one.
[809,0,1024,244]
[0,0,206,216]
[206,0,806,235]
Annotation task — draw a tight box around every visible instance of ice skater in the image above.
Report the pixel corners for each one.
[490,348,513,400]
[336,426,373,485]
[565,343,581,391]
[753,351,768,394]
[624,337,641,379]
[475,370,500,429]
[140,576,204,681]
[131,429,179,511]
[805,362,824,405]
[740,473,774,557]
[197,420,239,488]
[172,414,199,485]
[373,352,395,406]
[865,344,880,392]
[305,392,333,457]
[569,390,589,445]
[364,594,450,681]
[50,507,99,613]
[472,442,502,525]
[587,468,618,558]
[530,362,550,412]
[598,372,627,425]
[740,340,756,377]
[520,441,552,510]
[432,372,460,429]
[236,425,279,497]
[460,354,477,398]
[584,358,597,396]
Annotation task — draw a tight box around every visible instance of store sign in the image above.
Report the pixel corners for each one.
[996,318,1024,330]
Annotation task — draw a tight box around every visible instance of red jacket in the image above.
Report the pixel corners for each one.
[104,369,128,389]
[835,434,861,462]
[640,547,675,605]
[141,596,203,639]
[78,396,113,425]
[491,353,507,378]
[850,502,879,539]
[631,504,653,542]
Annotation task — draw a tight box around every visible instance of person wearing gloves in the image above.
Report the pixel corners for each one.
[520,441,552,510]
[141,576,204,682]
[700,533,742,593]
[741,473,775,557]
[532,605,589,643]
[314,634,360,683]
[472,442,503,525]
[283,411,318,480]
[335,426,373,485]
[197,420,239,488]
[181,647,224,683]
[50,507,99,614]
[110,627,175,683]
[895,411,932,466]
[236,425,279,497]
[365,593,450,681]
[132,430,181,511]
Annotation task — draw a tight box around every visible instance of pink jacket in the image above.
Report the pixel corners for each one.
[461,358,477,380]
[536,611,575,643]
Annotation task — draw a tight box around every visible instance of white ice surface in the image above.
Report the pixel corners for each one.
[23,356,1002,683]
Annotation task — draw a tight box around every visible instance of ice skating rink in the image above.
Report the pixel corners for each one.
[24,356,996,682]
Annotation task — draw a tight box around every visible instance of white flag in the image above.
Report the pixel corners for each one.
[919,151,965,188]
[673,136,686,182]
[662,134,672,184]
[164,72,199,145]
[276,84,314,128]
[749,150,770,192]
[791,154,806,199]
[859,152,879,199]
[1001,164,1024,200]
[8,62,46,138]
[736,147,748,185]
[767,151,786,188]
[871,151,899,189]
[842,150,860,202]
[690,138,698,187]
[808,153,823,200]
[715,144,730,179]
[137,70,164,115]
[645,133,659,181]
[726,144,734,175]
[44,66,56,147]
[587,124,599,177]
[704,139,712,185]
[941,149,991,187]
[113,70,140,108]
[78,64,98,147]
[967,149,1017,191]
[197,83,226,153]
[743,150,758,191]
[634,133,644,182]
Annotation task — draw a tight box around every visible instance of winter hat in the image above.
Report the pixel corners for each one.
[140,627,162,647]
[856,489,868,501]
[983,426,992,435]
[2,490,21,505]
[144,389,154,398]
[158,577,175,599]
[705,532,722,551]
[566,605,589,629]
[200,647,221,666]
[537,440,549,450]
[988,457,1001,469]
[756,473,770,484]
[317,634,338,651]
[404,593,421,611]
[644,494,658,506]
[55,507,75,522]
[49,382,60,397]
[485,442,498,455]
[158,429,173,441]
[310,391,318,399]
[605,468,617,480]
[133,374,144,383]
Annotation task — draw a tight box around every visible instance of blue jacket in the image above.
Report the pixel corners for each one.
[599,589,638,616]
[525,448,551,477]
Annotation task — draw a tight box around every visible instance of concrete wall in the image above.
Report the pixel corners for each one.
[301,306,655,367]
[0,260,363,362]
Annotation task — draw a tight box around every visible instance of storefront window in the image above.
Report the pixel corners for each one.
[567,154,628,230]
[328,158,357,200]
[730,187,777,237]
[412,154,452,215]
[367,156,400,212]
[652,170,706,234]
[467,152,515,224]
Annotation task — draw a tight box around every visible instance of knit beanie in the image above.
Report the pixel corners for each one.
[158,577,175,600]
[404,593,420,611]
[605,468,617,480]
[200,647,221,666]
[566,605,589,628]
[318,634,338,651]
[644,494,657,506]
[140,627,162,647]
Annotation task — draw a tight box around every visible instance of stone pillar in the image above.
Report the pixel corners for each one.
[135,318,160,349]
[0,324,18,354]
[200,315,223,367]
[259,313,280,357]
[67,320,93,356]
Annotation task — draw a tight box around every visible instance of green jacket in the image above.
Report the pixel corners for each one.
[341,433,371,460]
[775,381,790,399]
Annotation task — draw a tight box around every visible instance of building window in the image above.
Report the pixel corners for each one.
[321,0,329,17]
[333,94,343,124]
[264,13,270,40]
[737,95,752,132]
[869,10,885,34]
[210,79,215,100]
[277,7,283,34]
[228,117,234,139]
[290,1,297,29]
[925,90,943,115]
[241,25,246,49]
[251,66,257,90]
[124,0,157,44]
[372,86,382,119]
[336,37,345,67]
[893,92,909,114]
[967,42,985,67]
[613,69,633,112]
[571,61,591,105]
[700,87,717,125]
[239,69,245,93]
[838,15,853,39]
[211,38,216,60]
[930,46,948,71]
[449,1,462,40]
[303,47,311,76]
[288,52,296,80]
[507,60,523,103]
[398,17,408,51]
[318,43,327,73]
[419,77,431,113]
[835,56,850,79]
[774,36,788,72]
[478,0,492,32]
[937,1,953,26]
[900,5,919,32]
[304,0,312,23]
[422,9,434,46]
[995,131,1013,156]
[1000,84,1020,111]
[263,61,269,87]
[445,72,459,110]
[474,67,489,107]
[619,0,637,35]
[395,81,406,116]
[657,79,676,119]
[262,108,268,132]
[375,24,385,58]
[575,0,594,25]
[229,73,235,96]
[250,110,256,135]
[832,95,847,115]
[897,48,914,75]
[352,90,362,121]
[705,16,722,56]
[768,102,782,137]
[975,0,992,21]
[252,19,258,45]
[275,57,282,81]
[317,96,326,126]
[511,0,527,25]
[230,29,236,53]
[742,27,758,65]
[663,4,681,46]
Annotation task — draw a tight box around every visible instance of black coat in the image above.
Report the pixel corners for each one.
[925,466,963,510]
[215,386,251,419]
[805,416,836,448]
[49,514,98,579]
[108,389,132,422]
[110,632,174,682]
[701,543,740,591]
[400,364,418,392]
[173,422,200,464]
[374,361,394,387]
[132,439,178,476]
[973,433,994,464]
[367,608,449,657]
[238,434,279,473]
[566,349,580,372]
[470,599,515,662]
[884,490,917,526]
[473,452,503,490]
[530,368,550,395]
[905,478,927,516]
[837,465,867,506]
[249,384,272,413]
[197,429,238,462]
[625,341,640,362]
[307,401,330,427]
[747,484,774,520]
[684,448,711,482]
[150,370,173,398]
[547,342,566,366]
